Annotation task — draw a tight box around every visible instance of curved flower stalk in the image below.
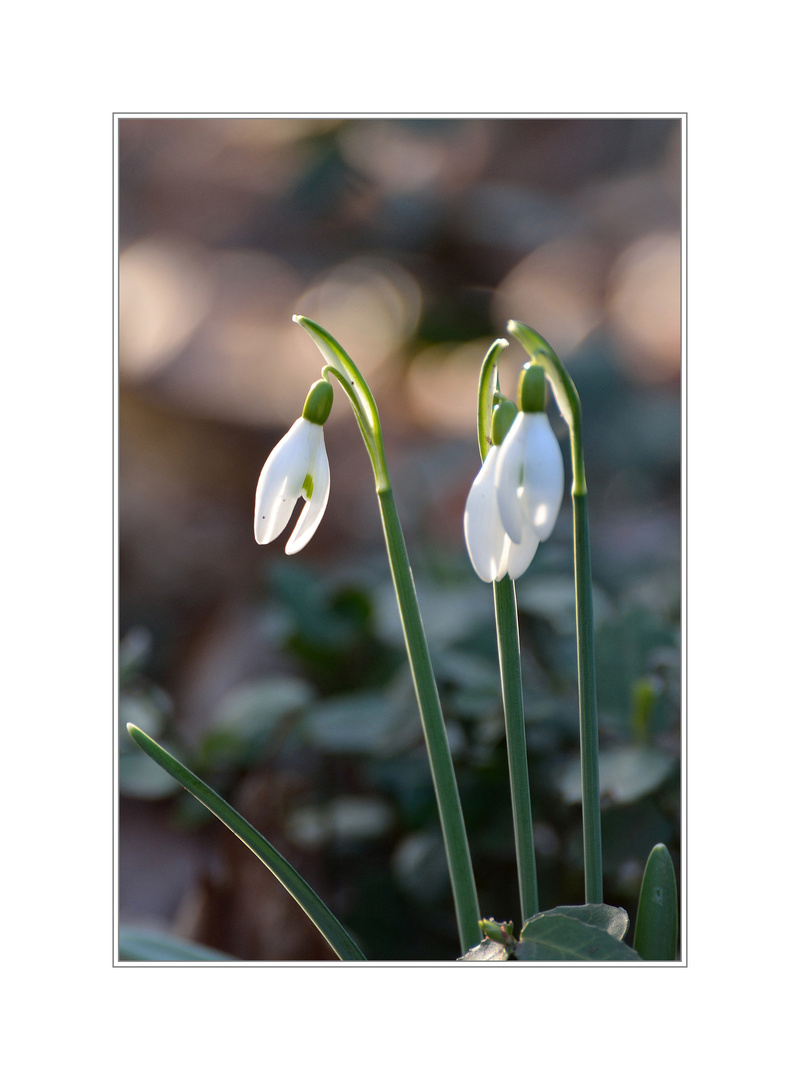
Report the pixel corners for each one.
[466,341,563,921]
[287,315,481,953]
[507,319,603,905]
[254,379,333,554]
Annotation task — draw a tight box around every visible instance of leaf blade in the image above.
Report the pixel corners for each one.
[633,843,679,961]
[125,724,366,962]
[118,927,238,963]
[518,912,641,962]
[529,903,630,941]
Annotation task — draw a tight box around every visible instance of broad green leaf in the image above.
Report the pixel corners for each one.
[199,675,313,768]
[392,831,450,905]
[302,690,416,756]
[516,575,612,635]
[532,903,630,941]
[125,724,366,961]
[517,912,641,962]
[118,927,237,963]
[633,843,679,961]
[118,748,182,799]
[594,606,677,728]
[118,626,154,686]
[285,795,394,850]
[556,746,675,806]
[214,675,313,738]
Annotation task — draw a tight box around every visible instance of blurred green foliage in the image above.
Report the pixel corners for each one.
[120,526,680,960]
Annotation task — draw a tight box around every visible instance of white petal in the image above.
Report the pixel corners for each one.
[506,522,540,580]
[494,411,527,544]
[285,428,331,554]
[254,418,314,545]
[519,413,564,541]
[464,448,510,583]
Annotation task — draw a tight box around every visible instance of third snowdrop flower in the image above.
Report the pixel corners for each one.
[464,400,540,583]
[495,363,564,547]
[254,379,334,554]
[464,364,564,583]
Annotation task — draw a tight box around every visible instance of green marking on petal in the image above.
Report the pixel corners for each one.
[302,473,314,500]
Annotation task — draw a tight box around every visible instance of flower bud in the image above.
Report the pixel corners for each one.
[517,363,546,414]
[478,917,515,944]
[490,399,518,447]
[301,379,334,425]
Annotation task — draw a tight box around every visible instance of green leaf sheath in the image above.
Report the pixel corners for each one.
[125,724,367,962]
[377,489,482,951]
[633,843,679,961]
[494,576,539,921]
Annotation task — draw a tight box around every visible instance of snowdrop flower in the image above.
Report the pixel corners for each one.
[464,400,540,583]
[464,365,564,583]
[495,365,564,548]
[254,379,333,554]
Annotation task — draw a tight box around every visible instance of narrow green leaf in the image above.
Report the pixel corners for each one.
[633,843,679,961]
[517,912,641,961]
[118,927,238,963]
[125,724,367,961]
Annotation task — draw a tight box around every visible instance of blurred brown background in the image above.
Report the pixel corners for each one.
[118,116,682,961]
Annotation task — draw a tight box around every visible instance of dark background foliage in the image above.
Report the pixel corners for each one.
[118,116,681,961]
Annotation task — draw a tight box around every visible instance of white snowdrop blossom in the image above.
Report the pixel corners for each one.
[464,366,564,584]
[464,444,540,583]
[254,381,334,554]
[494,411,564,546]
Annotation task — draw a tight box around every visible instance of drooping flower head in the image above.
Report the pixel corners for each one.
[254,378,334,554]
[464,400,539,582]
[494,364,564,547]
[464,363,564,583]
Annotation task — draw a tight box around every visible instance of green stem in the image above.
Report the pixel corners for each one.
[295,314,481,952]
[573,491,603,903]
[507,319,603,904]
[378,488,482,951]
[126,724,367,961]
[493,576,539,921]
[476,338,539,921]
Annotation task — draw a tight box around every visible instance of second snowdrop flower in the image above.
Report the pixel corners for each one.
[254,379,334,554]
[464,400,540,583]
[495,364,564,547]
